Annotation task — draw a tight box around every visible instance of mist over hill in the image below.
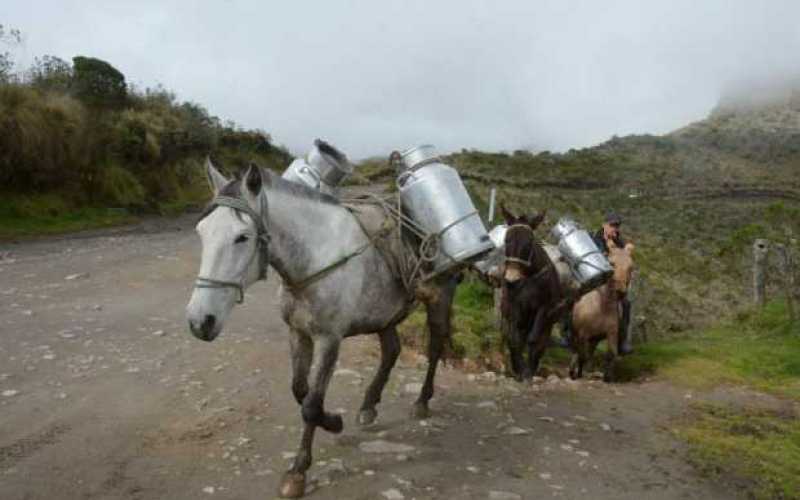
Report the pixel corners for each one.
[672,77,800,164]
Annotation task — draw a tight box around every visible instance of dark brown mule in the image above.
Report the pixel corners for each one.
[499,205,564,380]
[568,240,634,382]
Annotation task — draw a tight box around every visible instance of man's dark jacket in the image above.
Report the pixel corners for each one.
[592,229,626,254]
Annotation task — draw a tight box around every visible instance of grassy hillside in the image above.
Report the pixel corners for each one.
[0,54,292,238]
[376,98,800,349]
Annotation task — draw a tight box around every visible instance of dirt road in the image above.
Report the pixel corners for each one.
[0,216,737,500]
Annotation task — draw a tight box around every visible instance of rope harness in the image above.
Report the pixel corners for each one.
[194,195,271,303]
[193,186,461,303]
[342,191,466,294]
[503,224,539,269]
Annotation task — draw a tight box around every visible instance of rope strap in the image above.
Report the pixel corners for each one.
[195,277,245,304]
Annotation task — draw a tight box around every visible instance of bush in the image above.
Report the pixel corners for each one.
[99,164,146,208]
[71,56,127,108]
[0,53,292,220]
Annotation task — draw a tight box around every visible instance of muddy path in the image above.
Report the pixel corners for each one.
[0,216,739,500]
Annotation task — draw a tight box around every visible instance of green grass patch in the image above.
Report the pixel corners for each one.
[450,278,503,361]
[397,276,574,372]
[0,193,136,239]
[674,402,800,499]
[618,300,800,399]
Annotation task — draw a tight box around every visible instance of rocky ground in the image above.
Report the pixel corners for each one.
[0,216,741,500]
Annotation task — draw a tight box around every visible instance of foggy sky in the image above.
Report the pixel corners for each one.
[6,1,800,159]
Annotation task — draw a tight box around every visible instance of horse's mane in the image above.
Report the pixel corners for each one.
[529,239,554,274]
[262,168,341,206]
[216,168,342,207]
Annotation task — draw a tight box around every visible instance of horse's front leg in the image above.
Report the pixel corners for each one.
[358,326,401,426]
[569,334,589,380]
[414,276,457,419]
[505,317,526,381]
[604,327,620,383]
[526,309,553,378]
[289,330,313,405]
[279,335,342,498]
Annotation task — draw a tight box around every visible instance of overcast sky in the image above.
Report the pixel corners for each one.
[6,1,800,159]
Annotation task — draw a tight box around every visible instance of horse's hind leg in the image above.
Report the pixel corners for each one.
[358,326,401,426]
[414,276,457,419]
[289,330,313,405]
[280,335,342,498]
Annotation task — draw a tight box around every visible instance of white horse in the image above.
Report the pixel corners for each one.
[186,160,459,498]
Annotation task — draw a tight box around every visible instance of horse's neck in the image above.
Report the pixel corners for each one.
[261,185,365,286]
[598,282,618,311]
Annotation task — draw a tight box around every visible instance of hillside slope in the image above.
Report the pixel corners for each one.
[363,91,799,343]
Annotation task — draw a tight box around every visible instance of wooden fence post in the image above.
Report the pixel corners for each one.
[774,243,796,323]
[753,239,769,307]
[494,287,503,330]
[487,187,497,223]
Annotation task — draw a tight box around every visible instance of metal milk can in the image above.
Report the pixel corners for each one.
[282,139,353,196]
[472,224,508,278]
[488,224,508,249]
[550,218,612,292]
[397,145,494,275]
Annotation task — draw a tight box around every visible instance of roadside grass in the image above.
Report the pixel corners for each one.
[398,277,503,369]
[675,402,800,500]
[617,300,800,400]
[0,193,137,240]
[398,275,573,373]
[614,301,800,500]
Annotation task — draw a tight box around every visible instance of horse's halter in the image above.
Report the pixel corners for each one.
[504,224,538,270]
[194,193,270,304]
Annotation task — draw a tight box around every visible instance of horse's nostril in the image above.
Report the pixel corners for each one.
[202,315,216,332]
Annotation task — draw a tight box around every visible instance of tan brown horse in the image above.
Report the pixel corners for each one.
[568,240,634,382]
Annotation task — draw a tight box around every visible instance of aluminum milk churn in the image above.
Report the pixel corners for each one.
[282,139,353,196]
[397,145,494,276]
[550,218,612,292]
[472,224,508,278]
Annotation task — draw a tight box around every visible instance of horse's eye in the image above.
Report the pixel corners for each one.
[234,234,249,244]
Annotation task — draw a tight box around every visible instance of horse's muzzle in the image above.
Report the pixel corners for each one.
[189,314,219,342]
[504,266,524,283]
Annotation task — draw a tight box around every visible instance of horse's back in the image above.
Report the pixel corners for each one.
[573,286,617,338]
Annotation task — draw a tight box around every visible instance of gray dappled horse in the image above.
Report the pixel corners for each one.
[186,160,458,498]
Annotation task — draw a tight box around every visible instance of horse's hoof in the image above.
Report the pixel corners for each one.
[279,472,306,498]
[357,408,377,426]
[411,403,430,420]
[323,413,344,434]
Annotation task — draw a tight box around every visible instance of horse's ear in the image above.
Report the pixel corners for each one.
[528,209,547,230]
[206,157,229,195]
[244,163,263,196]
[624,243,635,256]
[500,203,515,225]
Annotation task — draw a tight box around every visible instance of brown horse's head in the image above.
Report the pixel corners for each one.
[500,204,547,283]
[607,240,634,298]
